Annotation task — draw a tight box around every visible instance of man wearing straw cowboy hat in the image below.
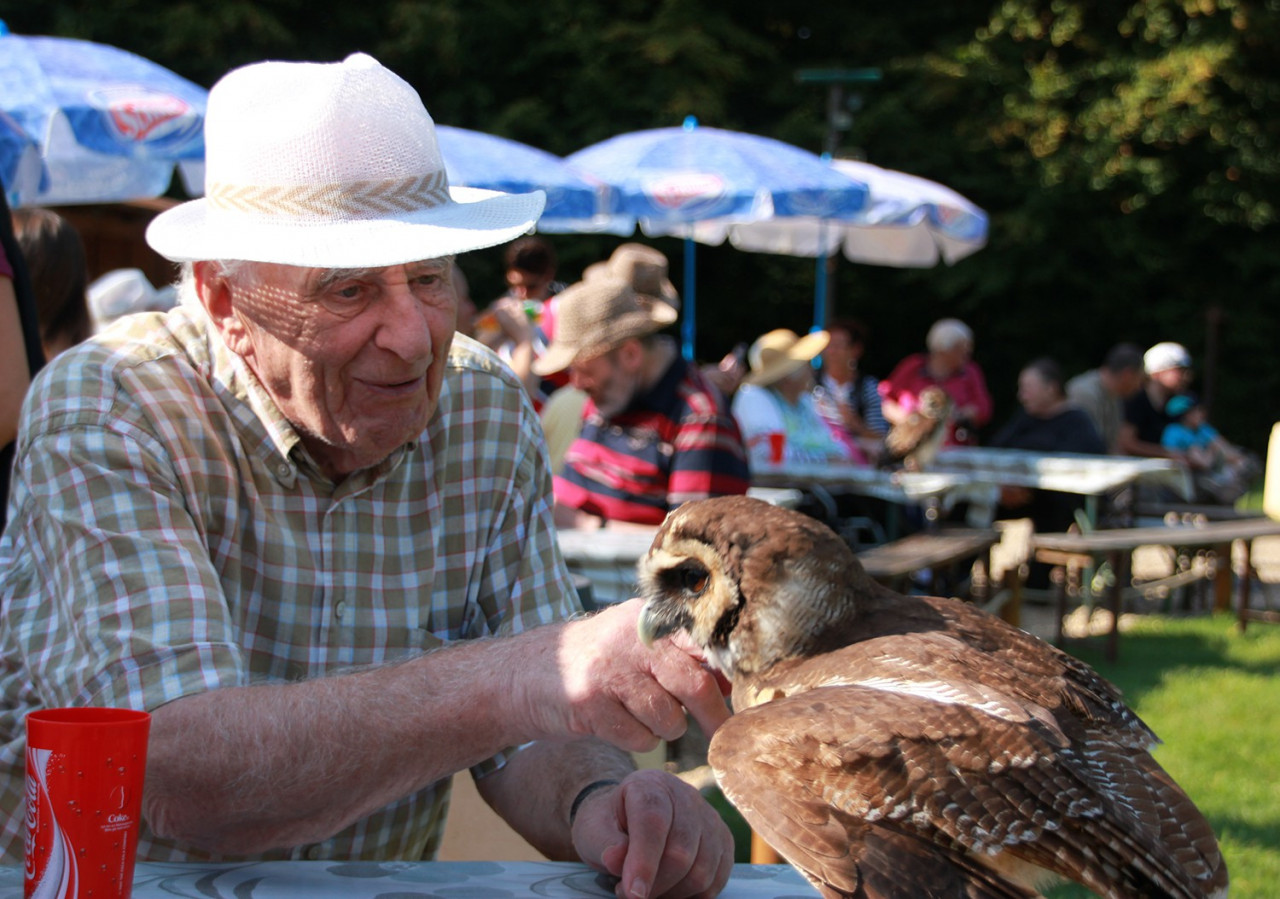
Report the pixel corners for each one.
[533,277,748,529]
[0,54,734,897]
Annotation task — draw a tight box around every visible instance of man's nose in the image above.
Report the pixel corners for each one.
[376,283,435,360]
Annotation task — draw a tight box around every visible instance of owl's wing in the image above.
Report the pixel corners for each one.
[710,684,1210,899]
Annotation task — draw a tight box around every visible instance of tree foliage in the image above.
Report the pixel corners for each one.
[7,1,1279,449]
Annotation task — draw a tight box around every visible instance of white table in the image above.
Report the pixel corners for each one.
[556,527,658,606]
[749,461,1001,533]
[933,447,1191,497]
[932,447,1193,526]
[1,860,819,898]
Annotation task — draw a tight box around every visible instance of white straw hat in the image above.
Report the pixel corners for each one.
[146,54,545,268]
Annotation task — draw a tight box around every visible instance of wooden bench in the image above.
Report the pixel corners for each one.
[856,528,1019,624]
[1032,517,1280,660]
[1133,501,1256,525]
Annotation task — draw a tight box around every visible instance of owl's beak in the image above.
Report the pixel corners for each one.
[637,601,679,647]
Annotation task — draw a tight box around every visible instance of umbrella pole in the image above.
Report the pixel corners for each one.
[682,236,696,361]
[812,219,828,334]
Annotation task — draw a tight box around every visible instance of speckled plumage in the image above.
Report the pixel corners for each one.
[637,496,1227,899]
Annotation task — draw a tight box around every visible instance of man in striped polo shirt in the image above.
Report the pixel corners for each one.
[534,279,750,529]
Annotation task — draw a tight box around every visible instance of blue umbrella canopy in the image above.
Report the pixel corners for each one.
[0,109,41,205]
[435,124,621,232]
[568,119,868,227]
[0,24,207,205]
[699,158,988,268]
[567,118,869,359]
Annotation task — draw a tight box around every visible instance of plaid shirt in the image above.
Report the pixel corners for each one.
[0,308,580,863]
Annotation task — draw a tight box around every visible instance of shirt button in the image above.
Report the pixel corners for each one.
[277,463,291,478]
[334,600,347,620]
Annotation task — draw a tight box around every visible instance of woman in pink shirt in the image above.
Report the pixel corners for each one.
[879,317,993,446]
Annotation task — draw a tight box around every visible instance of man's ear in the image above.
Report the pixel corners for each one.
[194,262,252,357]
[618,338,646,372]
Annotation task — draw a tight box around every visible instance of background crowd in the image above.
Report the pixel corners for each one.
[3,218,1260,540]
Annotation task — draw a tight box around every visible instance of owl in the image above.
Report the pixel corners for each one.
[637,496,1227,899]
[881,386,954,471]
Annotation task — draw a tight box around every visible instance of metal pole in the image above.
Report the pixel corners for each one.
[682,236,696,361]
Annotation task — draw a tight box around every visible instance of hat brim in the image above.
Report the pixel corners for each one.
[146,187,545,268]
[532,305,678,377]
[744,331,829,386]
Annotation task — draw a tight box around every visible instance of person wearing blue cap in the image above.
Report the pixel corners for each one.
[1161,394,1258,503]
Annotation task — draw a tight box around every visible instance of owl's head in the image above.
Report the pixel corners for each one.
[918,386,954,420]
[637,496,867,681]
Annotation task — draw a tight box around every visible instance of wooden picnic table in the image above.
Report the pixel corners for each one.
[1032,516,1280,659]
[854,527,1016,624]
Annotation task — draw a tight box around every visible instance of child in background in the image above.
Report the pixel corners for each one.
[1162,394,1258,504]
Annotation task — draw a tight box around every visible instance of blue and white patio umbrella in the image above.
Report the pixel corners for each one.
[0,23,207,206]
[435,124,623,233]
[567,118,869,360]
[681,157,989,330]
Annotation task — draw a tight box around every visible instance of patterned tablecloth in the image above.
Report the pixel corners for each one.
[1,860,820,899]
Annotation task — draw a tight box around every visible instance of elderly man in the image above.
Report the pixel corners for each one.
[532,279,749,529]
[0,55,733,899]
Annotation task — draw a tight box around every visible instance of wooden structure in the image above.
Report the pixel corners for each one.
[1032,516,1280,660]
[855,527,1019,624]
[54,199,179,287]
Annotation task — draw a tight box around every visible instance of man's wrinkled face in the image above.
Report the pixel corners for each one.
[569,343,641,419]
[203,259,457,480]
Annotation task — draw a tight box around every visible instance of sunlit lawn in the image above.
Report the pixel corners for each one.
[1046,613,1280,898]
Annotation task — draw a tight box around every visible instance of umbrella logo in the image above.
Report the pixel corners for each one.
[89,86,202,148]
[645,172,727,214]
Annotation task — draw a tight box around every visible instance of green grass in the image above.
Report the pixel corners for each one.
[1045,613,1280,898]
[714,614,1280,897]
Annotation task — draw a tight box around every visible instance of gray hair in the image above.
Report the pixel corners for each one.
[926,318,974,352]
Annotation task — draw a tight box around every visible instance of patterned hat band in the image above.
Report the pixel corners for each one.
[205,172,453,221]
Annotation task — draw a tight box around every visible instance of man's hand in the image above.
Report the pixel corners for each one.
[572,770,734,899]
[516,600,731,752]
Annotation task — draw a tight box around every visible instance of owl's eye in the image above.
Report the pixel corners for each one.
[679,565,709,595]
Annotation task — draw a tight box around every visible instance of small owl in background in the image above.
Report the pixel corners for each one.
[881,385,953,472]
[637,496,1227,899]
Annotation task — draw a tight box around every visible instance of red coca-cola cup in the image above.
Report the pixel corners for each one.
[25,708,151,899]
